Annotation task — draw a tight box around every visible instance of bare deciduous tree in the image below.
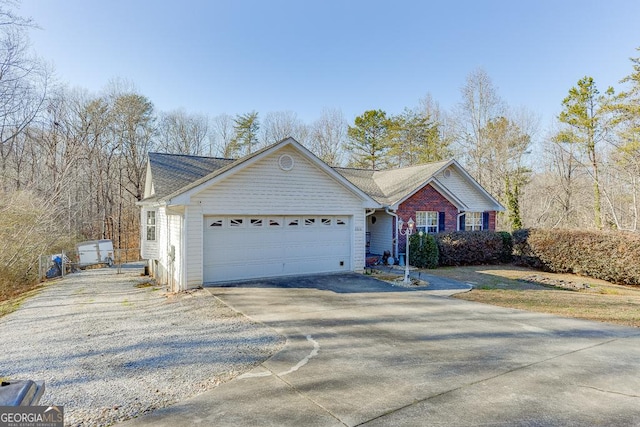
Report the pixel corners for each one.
[261,110,308,147]
[0,0,48,190]
[209,113,235,157]
[156,109,208,155]
[308,108,347,166]
[454,68,505,186]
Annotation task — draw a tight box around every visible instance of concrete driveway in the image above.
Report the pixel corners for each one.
[122,273,640,426]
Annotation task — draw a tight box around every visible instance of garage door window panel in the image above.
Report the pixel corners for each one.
[269,218,282,226]
[230,218,244,227]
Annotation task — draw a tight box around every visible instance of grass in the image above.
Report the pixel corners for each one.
[423,265,640,328]
[0,286,44,318]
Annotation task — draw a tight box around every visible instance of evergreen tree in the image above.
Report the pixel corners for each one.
[505,175,523,231]
[556,77,609,229]
[346,110,392,169]
[232,111,260,156]
[388,108,448,167]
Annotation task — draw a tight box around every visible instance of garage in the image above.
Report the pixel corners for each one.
[203,215,352,283]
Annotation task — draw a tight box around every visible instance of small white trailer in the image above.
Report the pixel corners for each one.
[76,239,114,268]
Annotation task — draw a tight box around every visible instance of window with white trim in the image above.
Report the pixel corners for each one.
[416,211,438,233]
[465,212,483,231]
[146,211,156,241]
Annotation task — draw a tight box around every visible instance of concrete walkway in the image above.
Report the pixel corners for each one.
[121,273,640,426]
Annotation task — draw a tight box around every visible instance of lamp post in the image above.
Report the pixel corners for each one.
[397,217,415,284]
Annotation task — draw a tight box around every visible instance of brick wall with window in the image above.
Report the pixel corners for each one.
[396,184,458,252]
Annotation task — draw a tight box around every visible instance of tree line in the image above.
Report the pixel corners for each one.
[0,0,638,295]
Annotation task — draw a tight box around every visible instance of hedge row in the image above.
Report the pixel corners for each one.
[403,228,640,287]
[435,231,512,266]
[513,228,640,286]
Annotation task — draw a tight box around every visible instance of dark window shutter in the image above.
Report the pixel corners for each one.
[459,214,466,231]
[438,212,445,232]
[482,212,490,230]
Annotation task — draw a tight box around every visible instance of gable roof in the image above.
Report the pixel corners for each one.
[146,152,234,200]
[143,139,503,212]
[336,159,504,212]
[335,160,450,206]
[143,138,379,207]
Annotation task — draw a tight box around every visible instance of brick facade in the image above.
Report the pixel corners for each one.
[395,184,497,254]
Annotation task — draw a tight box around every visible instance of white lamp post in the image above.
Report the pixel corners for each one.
[397,217,415,284]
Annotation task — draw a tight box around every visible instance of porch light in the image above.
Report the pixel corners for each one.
[397,217,415,284]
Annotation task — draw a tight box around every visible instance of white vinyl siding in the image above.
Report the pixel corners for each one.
[183,147,366,289]
[184,204,203,288]
[367,212,393,256]
[191,148,364,215]
[166,213,183,291]
[436,167,498,212]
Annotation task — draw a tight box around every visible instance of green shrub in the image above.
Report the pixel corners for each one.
[497,231,513,263]
[512,228,544,269]
[435,231,508,266]
[409,232,439,269]
[515,229,640,286]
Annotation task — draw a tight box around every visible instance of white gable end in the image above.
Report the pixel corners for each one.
[181,145,367,287]
[192,147,366,214]
[434,167,501,212]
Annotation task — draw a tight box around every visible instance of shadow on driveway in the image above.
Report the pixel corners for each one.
[206,272,471,294]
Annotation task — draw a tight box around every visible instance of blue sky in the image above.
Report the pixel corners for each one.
[19,0,640,130]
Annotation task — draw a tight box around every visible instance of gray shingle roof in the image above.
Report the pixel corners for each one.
[145,149,501,211]
[335,160,450,205]
[146,152,234,199]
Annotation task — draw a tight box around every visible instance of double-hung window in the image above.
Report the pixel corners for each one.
[416,211,439,233]
[146,211,156,241]
[465,212,483,231]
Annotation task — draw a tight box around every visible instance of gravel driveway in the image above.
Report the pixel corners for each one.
[0,264,284,426]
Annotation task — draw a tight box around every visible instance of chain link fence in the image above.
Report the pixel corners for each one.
[38,248,141,281]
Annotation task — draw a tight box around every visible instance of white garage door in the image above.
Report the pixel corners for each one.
[203,215,351,283]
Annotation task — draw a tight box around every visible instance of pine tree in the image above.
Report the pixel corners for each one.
[346,110,392,169]
[232,111,260,156]
[556,77,608,229]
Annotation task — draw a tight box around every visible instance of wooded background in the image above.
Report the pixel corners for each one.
[1,2,638,293]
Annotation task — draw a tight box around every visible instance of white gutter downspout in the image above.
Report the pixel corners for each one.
[385,207,399,258]
[365,208,376,256]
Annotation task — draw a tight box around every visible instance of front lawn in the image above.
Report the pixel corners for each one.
[424,265,640,328]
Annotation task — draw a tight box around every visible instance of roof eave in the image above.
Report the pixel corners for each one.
[159,138,381,207]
